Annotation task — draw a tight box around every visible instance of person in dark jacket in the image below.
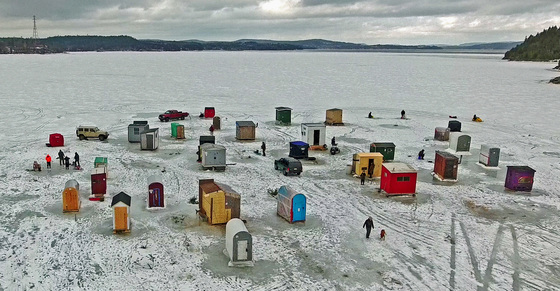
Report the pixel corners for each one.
[331,136,336,146]
[418,149,425,160]
[58,150,65,165]
[360,171,366,185]
[64,156,70,170]
[74,152,80,167]
[209,125,214,135]
[401,110,406,119]
[261,142,266,156]
[363,216,375,238]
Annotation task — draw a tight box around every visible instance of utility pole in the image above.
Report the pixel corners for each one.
[32,15,38,49]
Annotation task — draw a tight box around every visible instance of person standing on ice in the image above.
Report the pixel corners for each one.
[58,150,65,166]
[331,136,336,146]
[209,124,214,135]
[360,171,366,185]
[363,216,375,238]
[261,142,266,157]
[45,154,52,169]
[401,110,406,119]
[64,156,70,170]
[74,152,80,167]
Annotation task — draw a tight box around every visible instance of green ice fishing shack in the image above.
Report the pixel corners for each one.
[275,107,292,125]
[370,142,396,161]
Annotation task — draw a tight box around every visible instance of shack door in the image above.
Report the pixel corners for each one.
[292,195,306,222]
[114,207,128,230]
[150,188,163,207]
[147,134,153,149]
[444,160,455,179]
[367,159,375,177]
[64,192,77,211]
[237,240,248,260]
[313,130,320,145]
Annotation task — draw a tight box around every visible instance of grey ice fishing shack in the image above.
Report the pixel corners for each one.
[140,128,160,150]
[479,145,500,167]
[200,143,227,171]
[128,121,149,143]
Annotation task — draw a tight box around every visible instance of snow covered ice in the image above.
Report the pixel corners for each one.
[0,51,559,290]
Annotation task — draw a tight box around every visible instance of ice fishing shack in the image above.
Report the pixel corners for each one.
[213,116,221,130]
[111,192,131,233]
[47,133,64,147]
[198,135,216,162]
[147,175,164,208]
[352,152,384,178]
[380,163,417,196]
[91,167,107,199]
[62,179,80,212]
[448,133,471,153]
[325,108,343,125]
[225,218,253,267]
[434,127,450,141]
[198,179,241,225]
[479,145,500,167]
[505,166,536,192]
[236,121,256,140]
[301,123,326,150]
[128,121,149,143]
[275,107,292,125]
[289,141,310,159]
[448,120,461,132]
[171,123,185,139]
[433,151,459,181]
[200,143,227,171]
[369,142,396,161]
[204,107,215,118]
[141,128,159,150]
[277,186,306,223]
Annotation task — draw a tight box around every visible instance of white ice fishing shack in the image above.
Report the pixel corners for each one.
[301,123,326,149]
[225,218,253,267]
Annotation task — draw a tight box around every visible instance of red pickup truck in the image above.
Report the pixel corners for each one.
[159,110,190,122]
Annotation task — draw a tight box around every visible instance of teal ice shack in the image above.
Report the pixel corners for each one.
[275,107,292,125]
[171,123,185,139]
[94,157,108,168]
[370,142,396,161]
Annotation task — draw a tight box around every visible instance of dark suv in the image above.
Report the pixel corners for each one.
[274,157,302,176]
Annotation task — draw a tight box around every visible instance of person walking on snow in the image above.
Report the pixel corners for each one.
[261,142,266,157]
[363,216,375,238]
[360,171,366,185]
[209,125,215,135]
[401,110,406,119]
[331,136,336,146]
[74,152,80,167]
[58,150,65,165]
[45,154,52,169]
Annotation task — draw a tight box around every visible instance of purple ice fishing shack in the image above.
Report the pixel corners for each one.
[504,166,535,192]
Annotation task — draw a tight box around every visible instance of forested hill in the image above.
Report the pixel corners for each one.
[503,26,560,61]
[1,35,517,54]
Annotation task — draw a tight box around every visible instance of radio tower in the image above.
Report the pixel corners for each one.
[33,15,38,41]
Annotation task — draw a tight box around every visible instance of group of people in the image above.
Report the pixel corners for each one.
[366,110,406,119]
[41,151,80,170]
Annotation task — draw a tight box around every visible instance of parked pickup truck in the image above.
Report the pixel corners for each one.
[274,157,302,176]
[159,110,189,122]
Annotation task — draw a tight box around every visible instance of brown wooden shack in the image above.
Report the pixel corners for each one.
[198,179,241,225]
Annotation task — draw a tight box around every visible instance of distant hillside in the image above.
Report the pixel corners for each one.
[503,26,560,61]
[0,35,522,54]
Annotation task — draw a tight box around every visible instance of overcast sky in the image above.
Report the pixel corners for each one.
[1,0,559,45]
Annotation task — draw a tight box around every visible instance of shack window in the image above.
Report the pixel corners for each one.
[134,128,140,134]
[397,176,410,182]
[518,176,533,184]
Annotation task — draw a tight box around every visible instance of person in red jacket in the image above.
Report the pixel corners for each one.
[45,154,52,169]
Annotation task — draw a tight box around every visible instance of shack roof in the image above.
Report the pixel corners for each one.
[383,163,417,174]
[236,121,255,127]
[275,107,292,111]
[111,192,131,207]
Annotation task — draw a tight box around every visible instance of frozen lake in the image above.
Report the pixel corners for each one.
[0,51,559,290]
